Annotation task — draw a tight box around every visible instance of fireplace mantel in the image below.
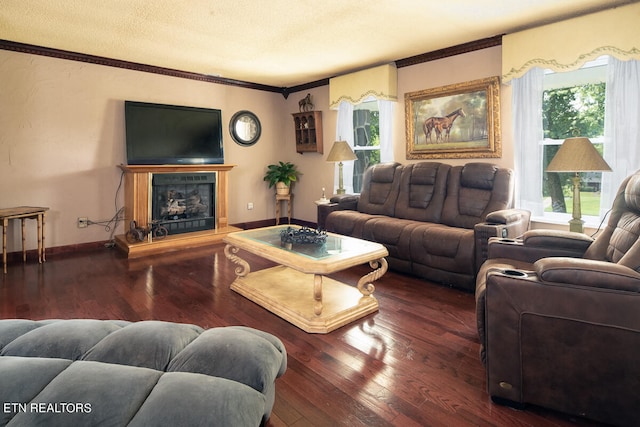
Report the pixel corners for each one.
[115,164,240,258]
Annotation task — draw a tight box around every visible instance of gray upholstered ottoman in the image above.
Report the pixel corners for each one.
[0,319,287,426]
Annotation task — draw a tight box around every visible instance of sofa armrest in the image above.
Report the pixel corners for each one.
[523,229,594,252]
[330,194,359,209]
[534,257,640,291]
[474,208,531,271]
[484,228,593,265]
[317,194,360,229]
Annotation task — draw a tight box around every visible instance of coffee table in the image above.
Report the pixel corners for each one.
[223,225,388,333]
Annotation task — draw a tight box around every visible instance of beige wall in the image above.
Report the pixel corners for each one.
[0,45,509,251]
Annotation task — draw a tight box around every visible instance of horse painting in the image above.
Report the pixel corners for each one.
[423,108,466,143]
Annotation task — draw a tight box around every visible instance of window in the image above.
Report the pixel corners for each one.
[352,101,380,193]
[542,57,607,223]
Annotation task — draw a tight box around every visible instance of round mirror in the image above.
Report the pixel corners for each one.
[230,110,261,146]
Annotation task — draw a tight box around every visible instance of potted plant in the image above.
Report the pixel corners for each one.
[263,161,300,195]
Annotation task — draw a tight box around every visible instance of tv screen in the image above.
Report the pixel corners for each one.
[125,101,224,165]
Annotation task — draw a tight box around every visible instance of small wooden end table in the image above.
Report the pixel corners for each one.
[0,206,49,274]
[275,194,292,225]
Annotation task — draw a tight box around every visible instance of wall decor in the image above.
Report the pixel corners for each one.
[229,110,261,146]
[405,76,501,159]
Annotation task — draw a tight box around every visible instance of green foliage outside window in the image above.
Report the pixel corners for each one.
[352,107,380,192]
[542,83,605,214]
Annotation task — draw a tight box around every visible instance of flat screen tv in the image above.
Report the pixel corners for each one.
[124,101,224,165]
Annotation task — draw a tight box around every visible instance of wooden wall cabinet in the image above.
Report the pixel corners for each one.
[293,111,323,154]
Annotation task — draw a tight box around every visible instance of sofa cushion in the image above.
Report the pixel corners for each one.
[442,164,514,229]
[168,326,287,395]
[410,224,476,280]
[128,372,266,427]
[0,357,72,425]
[1,319,123,360]
[326,211,381,238]
[357,162,402,216]
[6,360,163,426]
[362,217,423,261]
[394,162,450,223]
[83,320,203,370]
[585,173,640,270]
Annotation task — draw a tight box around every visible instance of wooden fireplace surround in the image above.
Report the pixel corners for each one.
[115,164,240,258]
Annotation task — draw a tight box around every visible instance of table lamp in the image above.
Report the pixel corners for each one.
[546,137,612,233]
[326,140,357,194]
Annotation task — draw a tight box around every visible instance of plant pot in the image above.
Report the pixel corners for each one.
[276,182,290,195]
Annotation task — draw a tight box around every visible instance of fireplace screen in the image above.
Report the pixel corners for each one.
[152,173,216,235]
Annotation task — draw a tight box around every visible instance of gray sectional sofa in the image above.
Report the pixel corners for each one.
[318,162,530,291]
[0,319,287,427]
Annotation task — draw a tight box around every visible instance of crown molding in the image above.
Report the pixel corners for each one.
[1,35,502,98]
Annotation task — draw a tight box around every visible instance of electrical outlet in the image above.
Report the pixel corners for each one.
[78,217,88,228]
[247,202,254,210]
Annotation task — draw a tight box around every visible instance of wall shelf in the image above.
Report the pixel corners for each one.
[293,111,323,154]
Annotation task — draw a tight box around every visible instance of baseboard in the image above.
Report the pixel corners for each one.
[3,240,112,263]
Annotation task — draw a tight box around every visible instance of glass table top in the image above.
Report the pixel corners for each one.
[234,225,378,261]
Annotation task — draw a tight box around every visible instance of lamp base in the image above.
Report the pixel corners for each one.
[568,218,584,233]
[569,174,584,234]
[336,188,346,195]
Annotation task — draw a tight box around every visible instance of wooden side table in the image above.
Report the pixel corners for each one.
[275,194,292,225]
[0,206,49,273]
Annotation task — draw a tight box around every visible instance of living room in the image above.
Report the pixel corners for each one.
[1,1,639,426]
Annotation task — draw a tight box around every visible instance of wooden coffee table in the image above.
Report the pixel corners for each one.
[223,225,388,333]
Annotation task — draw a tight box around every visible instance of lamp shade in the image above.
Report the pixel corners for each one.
[326,140,357,162]
[546,137,612,172]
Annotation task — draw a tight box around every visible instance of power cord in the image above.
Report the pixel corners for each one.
[590,207,612,238]
[83,171,126,248]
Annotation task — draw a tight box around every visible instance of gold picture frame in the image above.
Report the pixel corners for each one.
[405,76,501,159]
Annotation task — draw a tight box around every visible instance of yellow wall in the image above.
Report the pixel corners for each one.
[0,45,506,251]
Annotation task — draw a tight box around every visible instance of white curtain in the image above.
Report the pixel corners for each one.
[601,58,640,216]
[512,67,544,216]
[334,101,355,194]
[378,99,394,163]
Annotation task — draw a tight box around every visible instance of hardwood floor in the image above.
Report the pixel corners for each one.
[0,245,604,426]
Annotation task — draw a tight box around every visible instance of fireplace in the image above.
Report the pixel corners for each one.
[116,164,237,258]
[152,173,216,235]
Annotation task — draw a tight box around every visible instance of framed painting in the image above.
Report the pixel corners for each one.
[405,76,501,159]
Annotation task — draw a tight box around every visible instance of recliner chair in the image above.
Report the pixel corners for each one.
[475,171,640,427]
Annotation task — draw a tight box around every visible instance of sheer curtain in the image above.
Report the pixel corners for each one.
[378,99,394,163]
[334,101,355,194]
[334,99,394,193]
[512,67,544,216]
[601,58,640,216]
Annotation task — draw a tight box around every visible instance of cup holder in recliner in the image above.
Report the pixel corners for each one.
[502,269,527,278]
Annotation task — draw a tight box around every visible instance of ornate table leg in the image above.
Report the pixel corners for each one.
[357,258,388,296]
[313,274,323,316]
[223,244,250,277]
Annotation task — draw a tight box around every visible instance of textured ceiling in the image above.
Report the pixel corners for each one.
[0,0,636,87]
